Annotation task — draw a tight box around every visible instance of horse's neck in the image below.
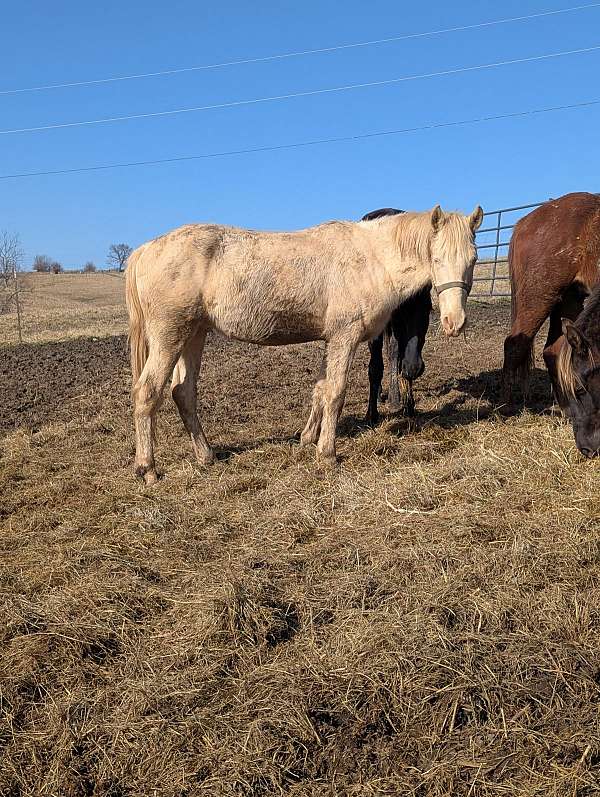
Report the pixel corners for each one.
[366,217,432,299]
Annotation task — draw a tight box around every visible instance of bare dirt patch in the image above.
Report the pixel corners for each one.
[2,300,600,796]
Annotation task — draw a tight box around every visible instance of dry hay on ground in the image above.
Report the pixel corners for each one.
[1,301,600,796]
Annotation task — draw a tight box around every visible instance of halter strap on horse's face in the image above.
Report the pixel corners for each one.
[435,280,470,296]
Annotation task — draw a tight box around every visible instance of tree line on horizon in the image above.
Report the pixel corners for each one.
[31,243,133,273]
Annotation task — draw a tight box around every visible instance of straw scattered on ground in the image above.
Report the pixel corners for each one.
[2,296,600,796]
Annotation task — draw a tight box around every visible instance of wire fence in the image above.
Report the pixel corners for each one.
[474,199,547,297]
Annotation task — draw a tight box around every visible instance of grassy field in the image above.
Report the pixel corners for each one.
[1,274,600,796]
[0,271,127,345]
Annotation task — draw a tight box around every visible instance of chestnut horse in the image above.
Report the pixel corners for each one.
[126,206,482,483]
[502,192,600,405]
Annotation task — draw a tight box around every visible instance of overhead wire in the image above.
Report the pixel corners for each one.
[1,44,599,135]
[0,97,597,180]
[1,2,599,95]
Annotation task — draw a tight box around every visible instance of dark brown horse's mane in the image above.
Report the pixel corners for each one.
[557,284,600,398]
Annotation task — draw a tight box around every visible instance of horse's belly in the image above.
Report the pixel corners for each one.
[212,306,325,346]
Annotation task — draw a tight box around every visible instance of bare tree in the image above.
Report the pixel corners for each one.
[107,243,133,272]
[0,231,25,340]
[32,254,53,273]
[50,261,63,274]
[83,261,97,273]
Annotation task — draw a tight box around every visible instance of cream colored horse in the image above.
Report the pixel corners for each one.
[126,205,483,483]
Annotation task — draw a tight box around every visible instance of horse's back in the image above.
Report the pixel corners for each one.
[511,192,600,278]
[130,220,364,345]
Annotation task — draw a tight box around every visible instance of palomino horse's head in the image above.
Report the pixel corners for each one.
[429,205,483,337]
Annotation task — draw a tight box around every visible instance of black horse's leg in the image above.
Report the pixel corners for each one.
[393,289,432,416]
[387,327,401,409]
[366,334,384,425]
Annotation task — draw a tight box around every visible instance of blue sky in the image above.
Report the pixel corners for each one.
[1,1,599,269]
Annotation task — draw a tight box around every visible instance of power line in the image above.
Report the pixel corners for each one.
[2,44,599,136]
[0,97,597,181]
[1,2,599,96]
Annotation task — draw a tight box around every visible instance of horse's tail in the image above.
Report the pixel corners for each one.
[507,232,518,326]
[125,246,148,390]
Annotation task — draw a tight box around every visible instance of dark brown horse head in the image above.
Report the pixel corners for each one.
[558,290,600,457]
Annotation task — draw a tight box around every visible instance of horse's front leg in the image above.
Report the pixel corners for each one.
[398,375,416,417]
[300,349,327,446]
[316,335,358,466]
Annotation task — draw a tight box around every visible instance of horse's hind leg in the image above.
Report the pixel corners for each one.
[301,349,327,446]
[171,327,215,466]
[133,333,183,485]
[316,335,359,466]
[502,304,551,406]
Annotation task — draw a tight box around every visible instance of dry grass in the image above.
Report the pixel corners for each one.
[1,298,600,796]
[0,272,127,345]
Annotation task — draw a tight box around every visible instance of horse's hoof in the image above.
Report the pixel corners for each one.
[316,453,338,470]
[364,413,379,427]
[199,450,216,466]
[135,464,159,486]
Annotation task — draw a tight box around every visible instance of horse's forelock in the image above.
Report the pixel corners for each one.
[390,211,476,264]
[557,339,578,399]
[434,213,477,264]
[557,338,596,399]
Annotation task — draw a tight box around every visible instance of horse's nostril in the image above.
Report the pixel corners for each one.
[580,447,598,459]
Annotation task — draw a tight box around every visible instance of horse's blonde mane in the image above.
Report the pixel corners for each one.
[390,212,433,261]
[371,211,476,262]
[557,338,595,399]
[557,341,578,398]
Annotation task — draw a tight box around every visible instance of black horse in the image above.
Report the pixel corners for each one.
[362,208,432,424]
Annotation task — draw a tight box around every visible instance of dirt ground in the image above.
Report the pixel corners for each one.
[2,299,600,796]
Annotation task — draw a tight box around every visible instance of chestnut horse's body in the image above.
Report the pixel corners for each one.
[502,192,600,404]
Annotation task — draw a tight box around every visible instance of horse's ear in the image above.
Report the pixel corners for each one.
[431,205,445,232]
[562,319,589,355]
[469,205,484,232]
